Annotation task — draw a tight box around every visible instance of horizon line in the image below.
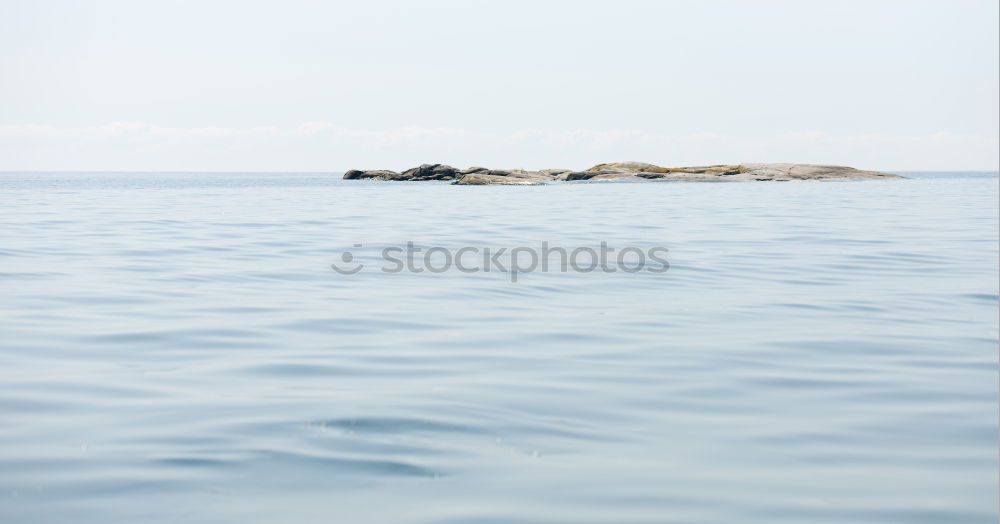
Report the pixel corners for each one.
[2,169,999,174]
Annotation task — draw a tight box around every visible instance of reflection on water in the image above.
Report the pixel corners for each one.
[0,172,997,523]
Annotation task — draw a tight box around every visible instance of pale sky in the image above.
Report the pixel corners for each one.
[1,0,997,171]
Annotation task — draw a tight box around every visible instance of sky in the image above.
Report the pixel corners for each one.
[0,0,997,171]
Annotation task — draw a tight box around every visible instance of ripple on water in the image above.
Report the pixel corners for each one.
[0,172,996,524]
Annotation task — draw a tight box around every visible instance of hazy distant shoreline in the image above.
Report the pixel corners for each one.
[344,162,903,185]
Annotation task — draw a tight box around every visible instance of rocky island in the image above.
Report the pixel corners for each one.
[343,162,901,185]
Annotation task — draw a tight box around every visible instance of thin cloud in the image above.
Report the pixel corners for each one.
[0,123,996,171]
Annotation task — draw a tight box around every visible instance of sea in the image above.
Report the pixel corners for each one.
[1,171,997,523]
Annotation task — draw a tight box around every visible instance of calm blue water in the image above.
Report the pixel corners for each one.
[1,172,997,523]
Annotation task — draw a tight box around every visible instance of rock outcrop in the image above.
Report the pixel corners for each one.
[344,162,901,185]
[343,169,404,180]
[343,163,461,181]
[454,173,545,185]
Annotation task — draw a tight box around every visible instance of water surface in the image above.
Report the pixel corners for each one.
[1,171,997,523]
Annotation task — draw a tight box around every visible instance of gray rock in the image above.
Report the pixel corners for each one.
[399,163,460,180]
[453,174,545,186]
[563,170,622,181]
[343,169,401,180]
[344,162,901,184]
[735,163,894,181]
[586,162,676,173]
